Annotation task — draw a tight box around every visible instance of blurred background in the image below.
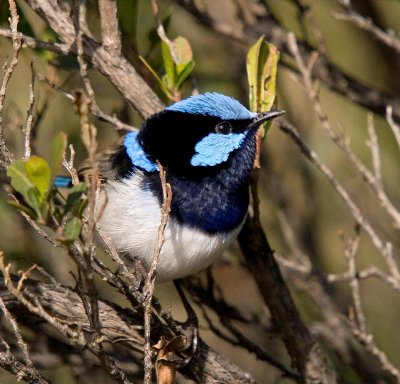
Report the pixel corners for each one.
[1,0,400,382]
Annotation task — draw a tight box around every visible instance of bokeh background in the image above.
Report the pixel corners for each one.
[1,0,400,382]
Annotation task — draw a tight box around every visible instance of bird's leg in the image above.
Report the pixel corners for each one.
[173,278,199,367]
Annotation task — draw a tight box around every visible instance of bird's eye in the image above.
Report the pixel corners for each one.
[215,122,232,135]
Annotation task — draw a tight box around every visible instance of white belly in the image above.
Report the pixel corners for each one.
[97,175,241,281]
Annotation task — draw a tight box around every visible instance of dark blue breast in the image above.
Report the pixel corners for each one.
[159,131,256,233]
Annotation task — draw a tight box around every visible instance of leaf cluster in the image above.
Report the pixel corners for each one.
[6,133,87,243]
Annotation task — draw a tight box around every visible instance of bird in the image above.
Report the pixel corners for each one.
[55,92,284,282]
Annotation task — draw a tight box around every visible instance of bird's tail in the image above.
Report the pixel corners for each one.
[54,175,73,188]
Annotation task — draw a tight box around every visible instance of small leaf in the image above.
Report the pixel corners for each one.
[49,132,67,185]
[65,217,82,241]
[173,36,193,66]
[65,182,87,214]
[7,160,35,199]
[161,41,176,86]
[26,187,42,220]
[25,156,51,198]
[247,36,280,135]
[176,60,195,89]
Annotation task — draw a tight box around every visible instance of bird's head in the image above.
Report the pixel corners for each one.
[130,93,283,175]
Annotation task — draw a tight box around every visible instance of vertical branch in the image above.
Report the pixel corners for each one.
[0,0,21,167]
[98,0,122,56]
[341,230,365,331]
[23,62,36,160]
[144,163,172,384]
[239,109,335,381]
[366,114,382,185]
[73,0,101,334]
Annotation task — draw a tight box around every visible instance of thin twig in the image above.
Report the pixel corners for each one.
[333,0,400,55]
[287,32,400,242]
[0,0,21,167]
[63,144,80,186]
[143,163,172,384]
[278,118,400,287]
[366,114,382,184]
[0,27,71,55]
[351,327,400,382]
[40,72,136,132]
[23,61,36,160]
[340,230,365,331]
[0,294,33,368]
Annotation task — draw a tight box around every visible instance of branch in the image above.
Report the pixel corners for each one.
[238,218,336,383]
[23,62,35,160]
[286,32,400,230]
[333,0,400,55]
[98,0,122,56]
[0,275,256,383]
[0,0,20,168]
[26,0,164,118]
[143,164,172,384]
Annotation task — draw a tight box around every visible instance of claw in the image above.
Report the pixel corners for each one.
[173,279,199,367]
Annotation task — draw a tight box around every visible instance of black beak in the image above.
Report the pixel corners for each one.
[247,110,285,130]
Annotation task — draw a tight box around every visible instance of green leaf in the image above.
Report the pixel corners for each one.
[161,41,176,86]
[26,187,42,220]
[65,182,87,215]
[25,156,51,198]
[176,60,195,89]
[65,217,82,241]
[49,132,67,185]
[7,160,35,199]
[247,36,280,114]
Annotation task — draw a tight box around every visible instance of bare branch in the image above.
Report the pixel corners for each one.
[0,27,71,55]
[23,62,35,160]
[98,0,122,56]
[144,163,172,384]
[341,230,365,331]
[287,32,400,232]
[238,217,337,382]
[334,0,400,55]
[0,0,21,167]
[0,296,34,369]
[366,114,382,184]
[0,351,50,384]
[351,327,400,382]
[27,0,164,118]
[278,118,400,286]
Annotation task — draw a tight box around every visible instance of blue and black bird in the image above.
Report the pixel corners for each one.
[57,92,283,281]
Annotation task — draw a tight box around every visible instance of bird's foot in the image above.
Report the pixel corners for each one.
[172,279,199,367]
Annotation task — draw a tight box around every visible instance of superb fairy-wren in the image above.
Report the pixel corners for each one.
[56,93,283,281]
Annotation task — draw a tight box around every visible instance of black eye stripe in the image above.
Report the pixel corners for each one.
[215,122,232,134]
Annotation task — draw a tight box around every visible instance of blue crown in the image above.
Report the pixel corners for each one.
[166,92,256,120]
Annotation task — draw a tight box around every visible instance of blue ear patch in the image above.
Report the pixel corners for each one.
[166,92,257,120]
[124,131,158,172]
[191,131,247,167]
